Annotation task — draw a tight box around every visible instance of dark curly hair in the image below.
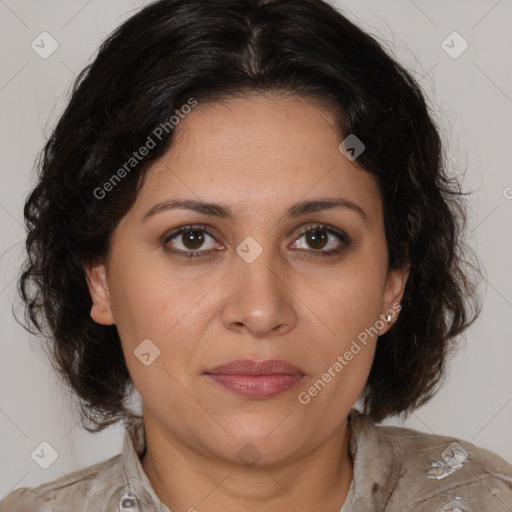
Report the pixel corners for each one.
[17,0,482,433]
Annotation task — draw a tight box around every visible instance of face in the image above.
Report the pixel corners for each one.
[85,93,408,465]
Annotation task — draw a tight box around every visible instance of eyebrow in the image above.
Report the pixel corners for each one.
[141,197,369,224]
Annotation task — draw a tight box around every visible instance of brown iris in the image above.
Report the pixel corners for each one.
[305,228,328,250]
[181,229,206,250]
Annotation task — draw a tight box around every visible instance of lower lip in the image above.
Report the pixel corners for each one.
[205,374,304,398]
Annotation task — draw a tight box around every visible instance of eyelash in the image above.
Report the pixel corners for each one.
[163,224,350,260]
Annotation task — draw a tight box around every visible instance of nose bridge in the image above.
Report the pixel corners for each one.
[220,236,296,335]
[237,239,281,296]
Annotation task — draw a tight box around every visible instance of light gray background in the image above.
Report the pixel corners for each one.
[1,0,511,498]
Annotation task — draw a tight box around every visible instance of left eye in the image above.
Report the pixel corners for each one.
[291,225,348,254]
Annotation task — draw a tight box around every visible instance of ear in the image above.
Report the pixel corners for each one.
[378,264,409,336]
[83,262,115,325]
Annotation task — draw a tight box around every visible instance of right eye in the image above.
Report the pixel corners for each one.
[163,225,222,259]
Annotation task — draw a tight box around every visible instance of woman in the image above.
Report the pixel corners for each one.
[2,0,511,510]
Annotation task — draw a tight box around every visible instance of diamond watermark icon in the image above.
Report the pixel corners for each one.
[338,134,365,161]
[31,32,59,59]
[237,442,263,467]
[134,338,161,366]
[31,441,59,469]
[236,236,263,264]
[441,31,468,59]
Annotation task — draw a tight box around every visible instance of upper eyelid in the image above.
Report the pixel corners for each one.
[164,224,216,242]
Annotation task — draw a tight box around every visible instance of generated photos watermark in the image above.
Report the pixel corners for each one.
[298,302,402,405]
[93,97,198,200]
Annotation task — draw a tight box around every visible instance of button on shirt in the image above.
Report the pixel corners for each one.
[2,409,512,511]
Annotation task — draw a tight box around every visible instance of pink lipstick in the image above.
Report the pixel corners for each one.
[204,359,305,398]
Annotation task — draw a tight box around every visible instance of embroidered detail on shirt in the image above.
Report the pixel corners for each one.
[119,491,141,511]
[439,496,472,511]
[427,442,470,480]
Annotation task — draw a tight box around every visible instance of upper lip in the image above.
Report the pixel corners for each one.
[204,359,305,376]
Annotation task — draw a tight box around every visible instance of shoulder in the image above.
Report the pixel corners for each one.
[0,454,126,512]
[375,420,512,511]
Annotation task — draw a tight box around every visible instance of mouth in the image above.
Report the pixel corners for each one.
[203,359,306,399]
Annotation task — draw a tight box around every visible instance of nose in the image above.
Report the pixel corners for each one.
[220,244,298,338]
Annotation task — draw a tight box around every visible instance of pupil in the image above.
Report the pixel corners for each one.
[308,229,327,249]
[183,230,204,250]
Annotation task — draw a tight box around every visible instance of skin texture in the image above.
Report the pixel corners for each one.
[84,93,408,512]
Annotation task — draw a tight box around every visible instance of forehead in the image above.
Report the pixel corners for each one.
[131,93,382,224]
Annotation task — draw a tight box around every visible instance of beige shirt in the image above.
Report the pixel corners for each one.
[1,409,511,511]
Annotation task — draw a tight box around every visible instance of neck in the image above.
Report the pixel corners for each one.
[140,415,353,512]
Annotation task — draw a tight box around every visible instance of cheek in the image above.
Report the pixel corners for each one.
[308,260,385,338]
[108,259,207,375]
[108,252,184,337]
[296,250,386,381]
[304,280,380,408]
[113,278,200,416]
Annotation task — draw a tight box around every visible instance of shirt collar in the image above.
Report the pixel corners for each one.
[345,409,400,509]
[121,417,171,511]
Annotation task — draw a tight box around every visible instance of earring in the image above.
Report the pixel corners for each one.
[386,312,393,323]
